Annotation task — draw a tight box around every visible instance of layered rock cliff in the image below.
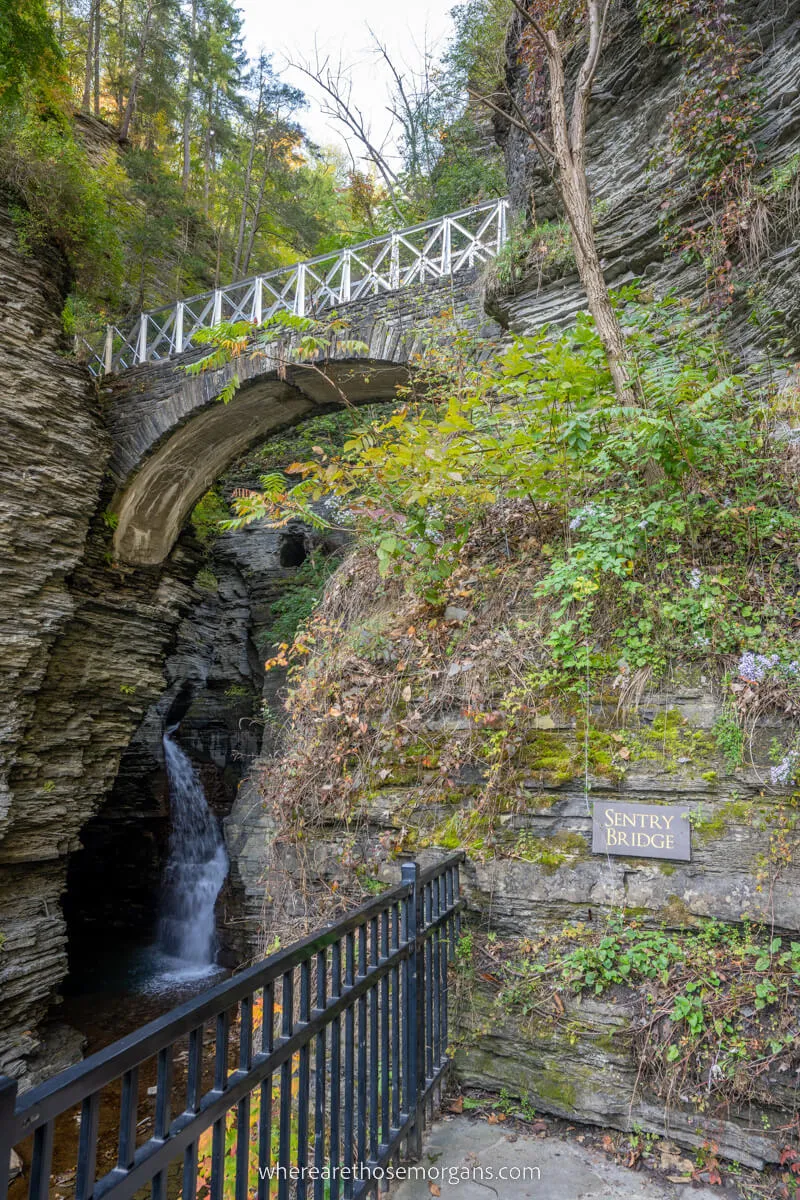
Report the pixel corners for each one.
[494,0,800,354]
[0,200,108,1079]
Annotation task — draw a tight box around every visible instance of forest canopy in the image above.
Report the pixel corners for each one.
[0,0,510,334]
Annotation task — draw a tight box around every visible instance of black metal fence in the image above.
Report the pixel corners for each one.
[1,855,463,1200]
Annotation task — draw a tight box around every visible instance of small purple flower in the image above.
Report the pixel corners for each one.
[738,652,780,683]
[771,755,796,787]
[569,502,603,532]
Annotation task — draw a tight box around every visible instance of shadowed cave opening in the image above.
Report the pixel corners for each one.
[279,530,307,567]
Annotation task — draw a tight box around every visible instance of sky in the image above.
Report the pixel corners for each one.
[237,0,457,167]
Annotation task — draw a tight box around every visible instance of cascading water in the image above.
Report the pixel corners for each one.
[156,731,228,968]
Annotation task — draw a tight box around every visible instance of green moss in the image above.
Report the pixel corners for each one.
[535,1073,576,1110]
[584,728,626,782]
[513,830,589,873]
[692,798,751,843]
[523,792,559,811]
[421,809,492,853]
[195,567,218,592]
[658,862,677,876]
[626,709,718,772]
[516,732,576,785]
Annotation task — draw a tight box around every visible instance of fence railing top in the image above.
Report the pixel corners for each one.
[80,198,509,376]
[136,198,507,319]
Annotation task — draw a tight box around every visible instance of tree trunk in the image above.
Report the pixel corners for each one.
[561,163,630,399]
[181,0,196,195]
[93,0,101,116]
[233,74,264,279]
[119,0,154,140]
[113,0,126,120]
[542,14,632,401]
[82,0,95,111]
[241,140,277,276]
[202,87,213,219]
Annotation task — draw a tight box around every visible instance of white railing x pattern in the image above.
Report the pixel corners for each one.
[78,197,509,376]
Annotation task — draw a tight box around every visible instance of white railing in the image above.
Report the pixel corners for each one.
[77,198,509,376]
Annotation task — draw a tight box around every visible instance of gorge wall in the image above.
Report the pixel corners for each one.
[494,0,800,355]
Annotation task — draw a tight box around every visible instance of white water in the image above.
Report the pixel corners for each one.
[156,732,228,973]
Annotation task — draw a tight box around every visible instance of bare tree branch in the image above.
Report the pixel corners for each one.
[289,44,406,220]
[467,86,556,170]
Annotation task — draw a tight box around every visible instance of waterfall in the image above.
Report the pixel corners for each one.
[157,732,228,965]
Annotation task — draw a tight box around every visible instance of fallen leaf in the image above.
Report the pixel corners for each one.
[429,1186,440,1197]
[448,1097,464,1114]
[401,685,412,702]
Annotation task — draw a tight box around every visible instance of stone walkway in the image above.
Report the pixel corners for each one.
[391,1118,740,1199]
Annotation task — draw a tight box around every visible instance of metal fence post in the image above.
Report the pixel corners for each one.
[174,303,185,354]
[136,313,148,365]
[390,235,400,291]
[212,289,223,325]
[252,278,263,325]
[340,251,351,304]
[103,325,114,375]
[0,1075,18,1200]
[294,265,306,317]
[401,863,424,1159]
[441,219,452,276]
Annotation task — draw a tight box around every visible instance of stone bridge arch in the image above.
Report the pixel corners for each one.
[105,276,493,566]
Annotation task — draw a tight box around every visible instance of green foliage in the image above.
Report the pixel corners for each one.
[262,553,340,648]
[488,215,574,291]
[637,0,759,190]
[419,0,511,215]
[427,110,507,216]
[0,0,510,333]
[497,916,800,1112]
[562,924,686,995]
[231,293,800,700]
[0,0,63,111]
[713,707,744,770]
[184,310,370,412]
[0,108,126,304]
[636,0,764,301]
[190,488,229,547]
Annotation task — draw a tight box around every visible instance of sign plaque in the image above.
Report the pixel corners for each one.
[592,801,691,861]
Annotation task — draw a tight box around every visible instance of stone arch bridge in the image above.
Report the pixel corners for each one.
[95,200,507,566]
